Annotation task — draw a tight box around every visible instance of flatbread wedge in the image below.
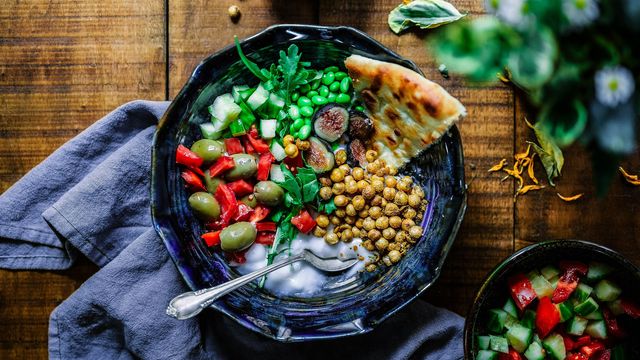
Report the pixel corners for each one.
[345,54,466,169]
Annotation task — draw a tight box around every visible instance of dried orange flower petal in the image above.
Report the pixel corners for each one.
[557,193,584,202]
[619,167,640,186]
[527,153,538,185]
[515,144,531,162]
[514,184,545,202]
[488,159,507,172]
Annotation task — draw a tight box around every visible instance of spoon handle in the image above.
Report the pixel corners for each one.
[166,253,304,320]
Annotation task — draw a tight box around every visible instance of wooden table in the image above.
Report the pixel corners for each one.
[1,0,638,358]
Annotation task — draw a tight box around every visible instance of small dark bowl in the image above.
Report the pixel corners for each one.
[151,24,467,341]
[464,240,640,359]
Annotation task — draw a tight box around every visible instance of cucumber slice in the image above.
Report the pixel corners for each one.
[542,333,566,360]
[527,269,541,279]
[269,164,285,183]
[566,315,588,336]
[506,323,533,353]
[524,341,546,360]
[541,265,560,280]
[584,309,603,320]
[575,283,593,302]
[232,85,250,103]
[487,309,508,333]
[594,279,622,302]
[478,335,491,350]
[503,298,518,318]
[521,309,536,329]
[575,297,600,316]
[247,83,269,110]
[476,350,498,360]
[587,261,614,282]
[489,335,509,354]
[269,142,286,161]
[209,93,242,126]
[504,314,519,330]
[260,119,277,139]
[556,301,574,322]
[608,299,624,316]
[585,320,608,339]
[530,275,554,298]
[549,276,559,289]
[200,122,221,140]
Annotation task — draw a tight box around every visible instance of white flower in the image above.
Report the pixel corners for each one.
[595,66,635,107]
[496,0,529,27]
[563,0,599,28]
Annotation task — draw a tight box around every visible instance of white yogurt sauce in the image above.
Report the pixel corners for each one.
[233,233,374,297]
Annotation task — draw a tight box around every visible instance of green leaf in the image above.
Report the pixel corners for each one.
[278,44,308,105]
[526,119,564,186]
[506,26,557,89]
[319,198,337,214]
[388,0,465,34]
[234,36,269,82]
[275,163,301,201]
[538,100,588,148]
[302,180,319,203]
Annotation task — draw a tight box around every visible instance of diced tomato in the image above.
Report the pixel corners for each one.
[214,183,238,223]
[201,231,221,247]
[255,232,275,245]
[559,260,589,276]
[291,209,316,233]
[552,270,579,303]
[208,156,235,178]
[176,144,204,168]
[256,152,275,181]
[508,273,537,311]
[619,298,640,319]
[227,179,254,197]
[567,353,588,360]
[580,341,605,357]
[536,296,561,338]
[574,336,592,349]
[283,153,304,174]
[498,348,523,360]
[249,205,270,223]
[245,126,271,154]
[602,308,626,339]
[255,222,276,232]
[594,349,611,360]
[226,250,247,264]
[233,203,254,222]
[564,335,576,351]
[224,138,244,154]
[180,169,206,192]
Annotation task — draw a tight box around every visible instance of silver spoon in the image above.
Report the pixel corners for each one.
[166,249,358,320]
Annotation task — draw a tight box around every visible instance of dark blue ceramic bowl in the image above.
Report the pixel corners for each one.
[151,24,467,341]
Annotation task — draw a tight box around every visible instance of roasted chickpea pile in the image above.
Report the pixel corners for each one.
[282,135,310,158]
[314,149,428,271]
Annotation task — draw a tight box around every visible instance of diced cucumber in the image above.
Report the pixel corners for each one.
[524,341,546,360]
[269,164,285,183]
[478,335,491,350]
[232,85,250,103]
[594,279,621,302]
[585,320,608,339]
[476,350,498,360]
[503,298,518,318]
[506,323,533,353]
[584,309,603,320]
[527,269,540,280]
[209,93,242,126]
[521,309,536,329]
[587,261,614,282]
[270,142,286,161]
[575,297,599,316]
[575,283,593,302]
[268,92,285,110]
[549,276,559,289]
[532,334,542,345]
[530,275,554,298]
[556,302,574,322]
[487,309,508,334]
[276,109,287,121]
[200,122,221,140]
[504,314,519,330]
[608,299,624,316]
[489,335,509,354]
[541,265,560,280]
[260,119,277,139]
[542,333,566,360]
[247,83,269,110]
[566,316,588,336]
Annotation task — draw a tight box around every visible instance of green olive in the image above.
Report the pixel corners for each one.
[240,193,258,208]
[220,222,257,252]
[204,170,225,193]
[188,192,220,221]
[225,154,257,181]
[253,181,284,206]
[190,139,224,164]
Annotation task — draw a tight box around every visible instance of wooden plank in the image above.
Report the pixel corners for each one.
[0,0,165,357]
[319,0,516,315]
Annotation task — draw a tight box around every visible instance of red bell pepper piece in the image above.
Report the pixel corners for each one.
[602,308,626,338]
[214,183,237,223]
[224,138,244,154]
[283,153,304,174]
[176,144,204,168]
[226,250,247,264]
[508,273,537,311]
[256,152,275,181]
[205,219,227,231]
[567,354,588,360]
[498,348,523,360]
[249,205,270,223]
[559,260,589,276]
[233,202,254,222]
[201,231,221,247]
[564,335,576,351]
[580,341,605,358]
[245,135,270,154]
[255,232,276,245]
[552,270,579,303]
[619,298,640,318]
[536,296,561,338]
[255,222,276,232]
[227,179,254,197]
[574,336,592,349]
[594,349,611,360]
[242,136,256,154]
[291,209,316,233]
[208,156,235,178]
[181,169,206,192]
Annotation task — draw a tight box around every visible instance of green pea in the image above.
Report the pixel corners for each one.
[312,95,328,106]
[293,130,300,139]
[289,123,297,135]
[300,84,311,93]
[319,85,329,97]
[327,93,337,102]
[300,105,314,117]
[304,118,312,126]
[298,124,312,140]
[292,118,305,131]
[311,79,321,90]
[335,71,348,80]
[355,105,365,112]
[329,82,340,92]
[322,72,335,86]
[292,92,300,102]
[288,105,301,119]
[324,66,339,73]
[336,93,351,104]
[297,96,312,108]
[307,90,318,98]
[340,77,351,93]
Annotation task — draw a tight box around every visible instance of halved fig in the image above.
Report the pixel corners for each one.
[304,137,335,174]
[348,110,373,140]
[347,139,367,167]
[313,104,349,142]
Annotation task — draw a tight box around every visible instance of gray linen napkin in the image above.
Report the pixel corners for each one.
[0,100,464,359]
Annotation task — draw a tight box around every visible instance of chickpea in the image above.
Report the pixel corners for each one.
[389,216,402,229]
[332,182,345,195]
[352,167,365,181]
[335,208,346,218]
[377,159,387,168]
[344,175,354,183]
[345,204,357,217]
[319,187,332,200]
[384,203,400,216]
[395,230,409,243]
[404,207,417,219]
[388,165,398,175]
[345,216,355,225]
[366,263,377,272]
[370,195,383,206]
[375,238,389,251]
[285,144,299,158]
[362,217,376,231]
[388,243,398,252]
[313,226,327,237]
[358,208,369,218]
[335,149,347,165]
[368,229,382,241]
[283,134,295,146]
[363,240,375,251]
[357,180,369,191]
[341,229,353,242]
[388,250,402,263]
[362,185,375,200]
[382,187,396,201]
[296,139,310,151]
[345,181,359,194]
[401,218,415,232]
[355,218,364,228]
[412,186,425,198]
[382,255,392,266]
[372,179,384,193]
[375,216,389,229]
[408,194,421,208]
[352,227,361,238]
[330,168,345,183]
[316,214,330,228]
[325,233,339,245]
[370,175,383,182]
[331,215,341,225]
[352,195,365,211]
[375,167,388,177]
[382,228,396,240]
[385,176,397,188]
[380,198,388,207]
[409,225,423,239]
[338,164,351,175]
[366,161,380,175]
[365,150,378,163]
[369,206,382,219]
[319,177,332,187]
[334,194,349,207]
[397,179,412,192]
[394,192,409,206]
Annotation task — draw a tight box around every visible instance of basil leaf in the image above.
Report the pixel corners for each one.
[527,119,564,186]
[302,179,319,203]
[234,36,269,82]
[388,0,465,34]
[275,163,301,201]
[319,198,337,214]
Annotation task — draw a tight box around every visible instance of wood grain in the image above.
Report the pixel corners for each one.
[0,0,165,358]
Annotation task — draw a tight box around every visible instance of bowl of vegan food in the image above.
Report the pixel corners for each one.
[465,240,640,360]
[151,24,467,341]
